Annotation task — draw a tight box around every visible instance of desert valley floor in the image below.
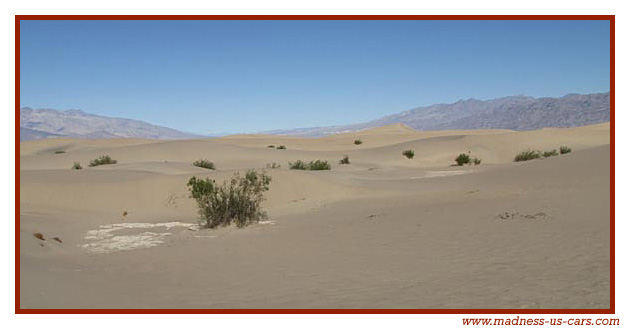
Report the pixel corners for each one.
[19,123,611,309]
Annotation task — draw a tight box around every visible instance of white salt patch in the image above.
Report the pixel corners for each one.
[82,232,172,254]
[258,220,276,225]
[81,222,198,254]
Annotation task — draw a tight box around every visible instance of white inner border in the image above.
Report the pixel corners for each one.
[5,1,626,329]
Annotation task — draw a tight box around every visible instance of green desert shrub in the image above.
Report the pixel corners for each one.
[267,145,275,148]
[276,145,286,150]
[560,146,572,154]
[339,155,350,165]
[354,139,363,145]
[543,149,559,158]
[193,159,216,170]
[308,160,332,170]
[88,155,117,167]
[54,150,66,154]
[455,153,471,166]
[288,160,308,170]
[473,157,482,166]
[514,150,542,162]
[71,162,82,170]
[402,150,415,159]
[289,159,332,170]
[187,170,272,229]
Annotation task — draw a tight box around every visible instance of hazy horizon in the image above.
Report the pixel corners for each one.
[20,20,610,134]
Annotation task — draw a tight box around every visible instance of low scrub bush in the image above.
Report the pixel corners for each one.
[276,145,286,150]
[354,139,363,145]
[54,150,66,154]
[289,159,332,170]
[187,170,272,229]
[71,162,82,170]
[308,160,332,170]
[193,159,216,170]
[455,153,481,166]
[402,150,415,159]
[514,150,542,162]
[89,155,117,167]
[455,153,471,166]
[560,146,572,154]
[339,155,350,164]
[288,160,308,170]
[267,145,275,148]
[543,149,559,158]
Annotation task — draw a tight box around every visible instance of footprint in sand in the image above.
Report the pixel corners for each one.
[497,212,547,221]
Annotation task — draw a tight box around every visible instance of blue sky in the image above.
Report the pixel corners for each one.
[20,20,610,134]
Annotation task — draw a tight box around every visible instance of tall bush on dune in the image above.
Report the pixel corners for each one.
[187,170,271,229]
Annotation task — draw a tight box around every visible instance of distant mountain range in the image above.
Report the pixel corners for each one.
[20,108,201,141]
[263,92,610,137]
[20,92,610,141]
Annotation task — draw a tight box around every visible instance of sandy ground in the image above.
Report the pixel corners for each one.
[19,123,611,309]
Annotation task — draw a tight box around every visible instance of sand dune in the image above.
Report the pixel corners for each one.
[19,123,610,309]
